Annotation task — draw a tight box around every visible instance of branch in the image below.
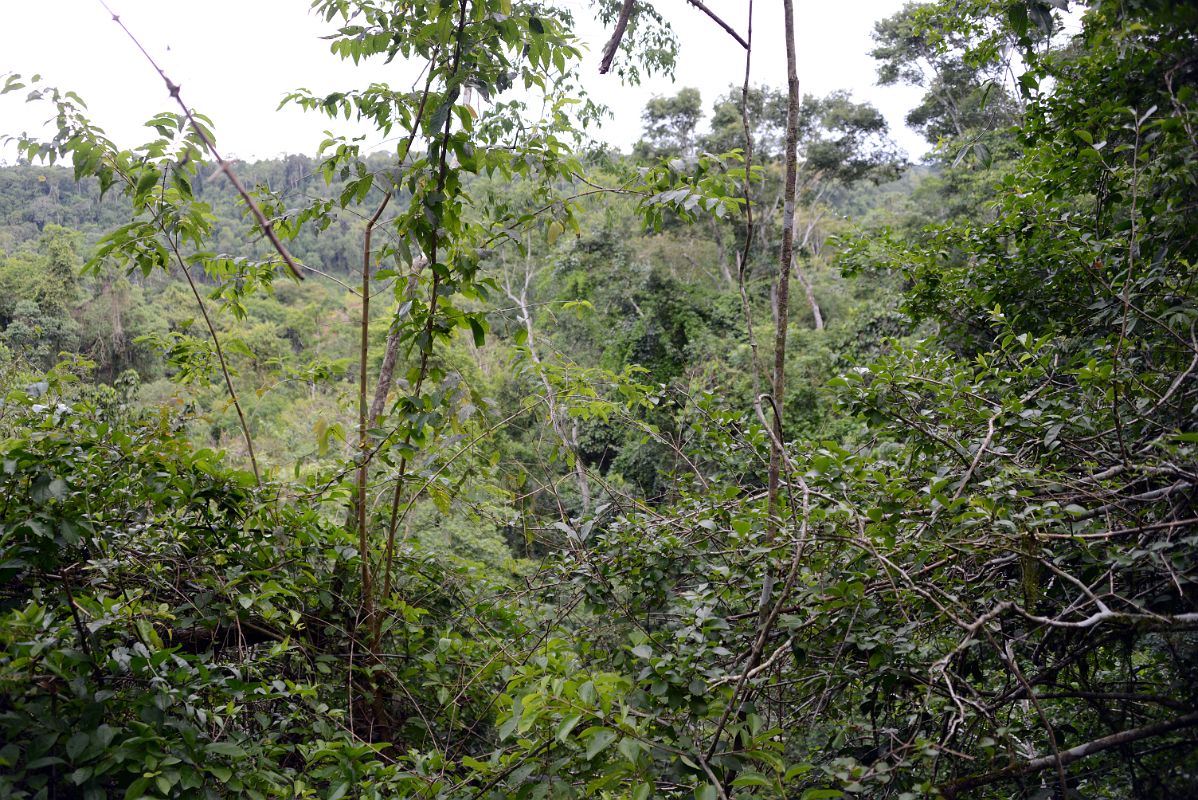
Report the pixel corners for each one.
[683,0,749,49]
[169,235,262,485]
[1068,480,1194,521]
[599,0,637,74]
[939,712,1198,798]
[98,0,304,281]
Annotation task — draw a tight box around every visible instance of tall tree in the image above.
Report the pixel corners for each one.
[871,0,1022,146]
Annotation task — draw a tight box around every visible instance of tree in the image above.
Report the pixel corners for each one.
[871,0,1023,147]
[5,0,603,749]
[705,86,903,320]
[0,299,80,368]
[634,87,705,160]
[0,225,80,324]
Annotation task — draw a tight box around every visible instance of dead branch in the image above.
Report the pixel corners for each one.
[370,257,428,425]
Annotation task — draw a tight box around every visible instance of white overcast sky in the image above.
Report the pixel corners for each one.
[1,0,928,163]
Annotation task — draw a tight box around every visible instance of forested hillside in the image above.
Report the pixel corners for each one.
[1,1,1195,798]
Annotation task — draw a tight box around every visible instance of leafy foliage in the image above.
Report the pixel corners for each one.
[1,1,1196,799]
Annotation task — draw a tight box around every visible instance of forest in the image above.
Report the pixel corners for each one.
[0,0,1195,798]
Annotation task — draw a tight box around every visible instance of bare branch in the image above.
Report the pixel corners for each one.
[683,0,749,49]
[940,712,1198,798]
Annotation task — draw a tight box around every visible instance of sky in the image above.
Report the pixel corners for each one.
[0,0,929,164]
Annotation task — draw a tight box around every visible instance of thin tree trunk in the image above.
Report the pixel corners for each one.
[369,257,428,425]
[793,257,823,330]
[760,0,801,622]
[356,192,392,635]
[504,252,591,515]
[712,220,735,287]
[768,0,801,535]
[792,205,826,329]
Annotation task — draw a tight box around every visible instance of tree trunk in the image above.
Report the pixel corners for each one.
[369,257,427,425]
[760,0,801,622]
[768,0,801,537]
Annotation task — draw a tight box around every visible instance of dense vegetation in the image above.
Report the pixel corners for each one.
[1,0,1195,798]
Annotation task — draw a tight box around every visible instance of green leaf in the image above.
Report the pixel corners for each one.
[428,101,452,135]
[47,477,68,501]
[468,316,486,347]
[65,732,89,760]
[124,777,151,800]
[135,168,160,198]
[497,712,519,741]
[617,736,644,763]
[556,714,583,742]
[584,727,618,760]
[205,741,245,758]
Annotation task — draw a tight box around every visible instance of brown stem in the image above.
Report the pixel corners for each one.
[356,192,393,632]
[348,35,444,630]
